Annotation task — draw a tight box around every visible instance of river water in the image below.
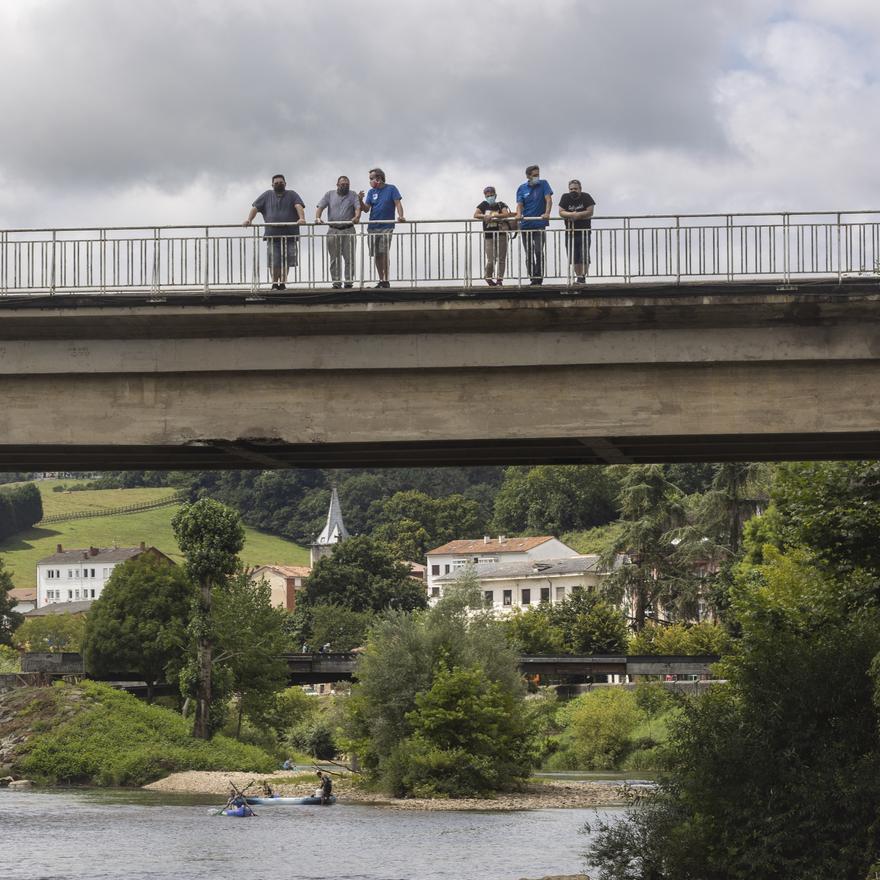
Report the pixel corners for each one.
[2,788,623,880]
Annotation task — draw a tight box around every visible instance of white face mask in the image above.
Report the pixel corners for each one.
[529,175,540,186]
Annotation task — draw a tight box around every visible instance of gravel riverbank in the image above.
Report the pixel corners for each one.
[144,770,627,811]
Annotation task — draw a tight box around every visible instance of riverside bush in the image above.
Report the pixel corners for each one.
[18,681,275,785]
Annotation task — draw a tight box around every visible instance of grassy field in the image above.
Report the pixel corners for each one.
[33,479,179,519]
[0,483,309,588]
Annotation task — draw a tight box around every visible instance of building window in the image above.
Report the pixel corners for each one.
[90,589,96,598]
[67,590,73,600]
[452,559,467,570]
[47,570,54,579]
[56,570,61,578]
[540,587,550,603]
[555,586,566,601]
[431,565,440,577]
[431,587,440,598]
[503,590,512,606]
[483,590,494,607]
[90,568,95,578]
[477,557,499,565]
[522,588,531,605]
[444,565,451,574]
[68,569,73,578]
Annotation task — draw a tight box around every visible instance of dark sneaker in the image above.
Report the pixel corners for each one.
[343,283,354,289]
[332,282,342,289]
[271,283,280,290]
[381,280,391,288]
[485,278,496,287]
[277,283,286,291]
[576,276,586,284]
[495,279,504,286]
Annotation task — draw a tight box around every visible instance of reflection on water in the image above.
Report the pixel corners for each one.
[3,788,624,880]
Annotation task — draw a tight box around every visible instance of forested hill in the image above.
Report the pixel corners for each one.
[79,464,719,552]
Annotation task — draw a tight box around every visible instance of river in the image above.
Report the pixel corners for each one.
[3,788,623,880]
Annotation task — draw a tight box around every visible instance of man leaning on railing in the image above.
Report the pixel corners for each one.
[243,173,306,291]
[515,164,553,286]
[558,178,595,284]
[474,185,513,287]
[316,175,361,289]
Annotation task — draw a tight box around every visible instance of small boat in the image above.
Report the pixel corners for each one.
[245,795,336,806]
[221,804,255,817]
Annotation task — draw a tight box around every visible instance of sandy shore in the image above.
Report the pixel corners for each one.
[144,770,627,811]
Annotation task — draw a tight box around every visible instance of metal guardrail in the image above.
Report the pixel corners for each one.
[1,212,879,295]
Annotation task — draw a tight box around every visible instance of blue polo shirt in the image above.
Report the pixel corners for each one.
[364,184,402,232]
[516,179,553,230]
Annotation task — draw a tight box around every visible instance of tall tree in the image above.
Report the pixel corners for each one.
[0,557,22,646]
[604,464,686,630]
[82,555,194,702]
[172,499,244,739]
[303,536,427,613]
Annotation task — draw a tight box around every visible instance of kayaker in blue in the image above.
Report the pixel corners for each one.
[515,164,553,285]
[357,168,404,288]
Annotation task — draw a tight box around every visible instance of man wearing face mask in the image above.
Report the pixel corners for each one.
[474,186,512,286]
[558,179,596,284]
[244,174,306,290]
[515,164,553,285]
[316,175,361,289]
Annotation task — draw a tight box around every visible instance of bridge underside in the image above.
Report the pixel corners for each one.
[2,279,880,470]
[1,432,879,471]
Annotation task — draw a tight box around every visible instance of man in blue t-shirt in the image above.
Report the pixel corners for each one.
[244,174,305,290]
[515,164,553,285]
[357,168,404,288]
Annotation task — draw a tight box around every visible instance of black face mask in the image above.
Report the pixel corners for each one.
[273,183,285,194]
[337,185,350,196]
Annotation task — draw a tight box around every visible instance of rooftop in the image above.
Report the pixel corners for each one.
[23,599,95,617]
[37,544,163,565]
[434,555,607,582]
[427,536,557,556]
[252,564,311,578]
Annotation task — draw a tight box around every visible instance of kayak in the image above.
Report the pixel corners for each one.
[245,795,336,806]
[221,805,255,817]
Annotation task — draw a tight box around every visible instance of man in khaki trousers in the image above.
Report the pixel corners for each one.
[474,185,512,287]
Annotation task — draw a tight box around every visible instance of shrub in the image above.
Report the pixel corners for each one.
[286,716,338,760]
[556,688,642,770]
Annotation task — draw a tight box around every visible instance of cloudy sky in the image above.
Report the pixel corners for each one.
[1,0,879,229]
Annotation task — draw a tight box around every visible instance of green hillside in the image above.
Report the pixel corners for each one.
[0,483,309,589]
[36,479,178,519]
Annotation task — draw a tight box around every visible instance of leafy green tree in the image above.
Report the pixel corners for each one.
[558,688,643,770]
[82,555,194,702]
[628,620,732,656]
[14,613,86,652]
[491,465,620,535]
[0,556,22,646]
[0,644,20,672]
[505,589,629,656]
[344,592,527,792]
[371,490,481,558]
[588,550,880,880]
[386,662,536,797]
[303,536,427,613]
[172,498,244,739]
[308,604,374,652]
[604,465,687,630]
[213,572,288,738]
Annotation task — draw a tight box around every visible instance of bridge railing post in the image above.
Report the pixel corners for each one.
[837,212,843,284]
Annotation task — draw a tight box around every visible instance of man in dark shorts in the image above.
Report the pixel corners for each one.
[558,179,595,284]
[244,174,306,290]
[317,770,333,805]
[473,185,513,286]
[357,168,404,288]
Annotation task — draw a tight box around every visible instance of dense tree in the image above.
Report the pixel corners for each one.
[628,620,732,656]
[505,589,629,656]
[14,613,86,653]
[307,604,374,652]
[371,490,482,558]
[172,499,245,739]
[604,465,688,629]
[303,536,427,613]
[0,482,43,541]
[213,572,288,738]
[344,590,527,793]
[0,557,22,646]
[491,465,620,535]
[587,489,880,880]
[82,555,194,702]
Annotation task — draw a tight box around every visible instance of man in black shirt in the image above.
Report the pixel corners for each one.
[473,185,513,286]
[558,180,596,284]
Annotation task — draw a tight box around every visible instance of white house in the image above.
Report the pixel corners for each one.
[249,564,311,611]
[35,543,172,609]
[431,555,611,614]
[425,535,580,601]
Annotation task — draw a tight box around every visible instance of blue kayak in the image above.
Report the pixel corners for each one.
[245,795,336,806]
[221,804,255,817]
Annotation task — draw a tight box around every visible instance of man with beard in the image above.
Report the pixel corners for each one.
[316,175,361,289]
[358,167,404,288]
[558,179,596,283]
[244,174,306,290]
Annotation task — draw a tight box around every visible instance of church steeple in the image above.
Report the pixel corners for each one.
[310,487,349,565]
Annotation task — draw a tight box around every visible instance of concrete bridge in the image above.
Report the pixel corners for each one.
[2,212,880,470]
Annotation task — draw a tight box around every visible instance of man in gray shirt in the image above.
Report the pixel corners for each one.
[243,173,305,290]
[316,175,361,288]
